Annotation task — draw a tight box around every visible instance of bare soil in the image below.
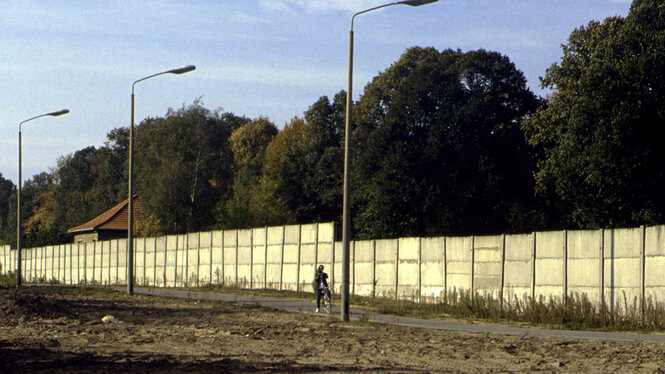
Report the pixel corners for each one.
[1,286,665,373]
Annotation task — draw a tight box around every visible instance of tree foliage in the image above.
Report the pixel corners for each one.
[220,116,278,228]
[135,101,246,234]
[0,174,16,245]
[523,0,665,228]
[352,47,541,238]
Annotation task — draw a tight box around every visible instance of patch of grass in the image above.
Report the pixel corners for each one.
[0,271,17,288]
[178,284,665,332]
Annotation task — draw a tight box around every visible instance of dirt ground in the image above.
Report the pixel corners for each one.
[1,287,665,373]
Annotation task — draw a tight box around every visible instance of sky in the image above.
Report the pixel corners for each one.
[1,0,632,185]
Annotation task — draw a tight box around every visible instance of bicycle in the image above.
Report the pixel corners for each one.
[320,286,332,314]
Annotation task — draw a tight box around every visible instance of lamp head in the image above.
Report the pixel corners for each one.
[49,109,70,117]
[399,0,438,5]
[169,65,196,75]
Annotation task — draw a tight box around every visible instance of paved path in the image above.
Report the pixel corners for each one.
[109,286,665,344]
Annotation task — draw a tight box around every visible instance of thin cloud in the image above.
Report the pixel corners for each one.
[230,10,266,24]
[262,0,381,13]
[259,0,293,12]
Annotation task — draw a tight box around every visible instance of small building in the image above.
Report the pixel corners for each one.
[67,195,145,243]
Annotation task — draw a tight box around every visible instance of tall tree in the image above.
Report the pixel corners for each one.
[302,92,346,223]
[254,117,312,225]
[222,117,278,227]
[20,172,62,247]
[0,173,16,245]
[228,116,279,170]
[523,0,665,228]
[135,101,245,234]
[353,47,541,238]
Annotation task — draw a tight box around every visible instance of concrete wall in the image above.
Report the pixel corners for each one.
[0,223,336,291]
[3,224,665,317]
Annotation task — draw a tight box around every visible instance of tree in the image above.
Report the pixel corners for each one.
[135,101,245,234]
[254,117,313,225]
[228,116,279,170]
[523,0,665,229]
[0,174,16,245]
[302,92,346,223]
[20,172,62,247]
[353,47,541,238]
[222,117,278,227]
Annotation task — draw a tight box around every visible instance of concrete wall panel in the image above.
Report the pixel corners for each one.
[421,237,443,262]
[398,238,419,299]
[611,258,641,287]
[503,233,533,298]
[421,237,444,300]
[252,231,266,289]
[473,236,502,296]
[134,239,145,285]
[505,233,533,261]
[223,245,237,286]
[611,227,643,258]
[374,239,397,297]
[300,223,317,244]
[186,233,198,286]
[537,231,565,259]
[266,239,282,289]
[353,240,374,297]
[176,235,187,286]
[284,225,300,244]
[237,230,252,287]
[503,259,531,289]
[535,257,562,286]
[446,237,471,292]
[568,258,599,287]
[646,226,665,256]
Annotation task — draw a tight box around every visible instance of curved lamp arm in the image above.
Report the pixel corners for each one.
[351,0,438,30]
[19,109,69,131]
[132,65,196,93]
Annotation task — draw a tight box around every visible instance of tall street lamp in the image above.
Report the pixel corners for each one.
[128,65,196,295]
[341,0,437,321]
[17,109,70,288]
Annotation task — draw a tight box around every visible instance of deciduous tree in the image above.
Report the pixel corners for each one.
[524,0,665,228]
[353,47,541,238]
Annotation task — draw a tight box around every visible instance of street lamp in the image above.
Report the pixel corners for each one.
[341,0,437,321]
[128,65,196,295]
[17,109,69,288]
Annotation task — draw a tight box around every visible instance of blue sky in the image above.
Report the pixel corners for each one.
[1,0,632,185]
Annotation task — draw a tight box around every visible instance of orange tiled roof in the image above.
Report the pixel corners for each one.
[67,195,144,234]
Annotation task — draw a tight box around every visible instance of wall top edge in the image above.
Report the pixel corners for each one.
[8,223,665,253]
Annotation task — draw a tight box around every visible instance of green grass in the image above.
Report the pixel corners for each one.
[0,271,17,288]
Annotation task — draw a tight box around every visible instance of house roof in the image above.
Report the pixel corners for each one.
[67,195,145,234]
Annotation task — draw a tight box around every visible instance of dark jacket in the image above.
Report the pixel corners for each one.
[315,271,328,289]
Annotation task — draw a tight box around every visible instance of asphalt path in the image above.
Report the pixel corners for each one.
[108,286,665,344]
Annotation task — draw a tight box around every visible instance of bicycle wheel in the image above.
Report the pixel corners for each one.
[323,292,331,314]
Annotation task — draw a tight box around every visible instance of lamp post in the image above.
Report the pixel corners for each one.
[341,0,437,321]
[128,65,195,295]
[17,109,70,288]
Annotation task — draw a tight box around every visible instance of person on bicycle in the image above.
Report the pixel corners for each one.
[314,265,329,313]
